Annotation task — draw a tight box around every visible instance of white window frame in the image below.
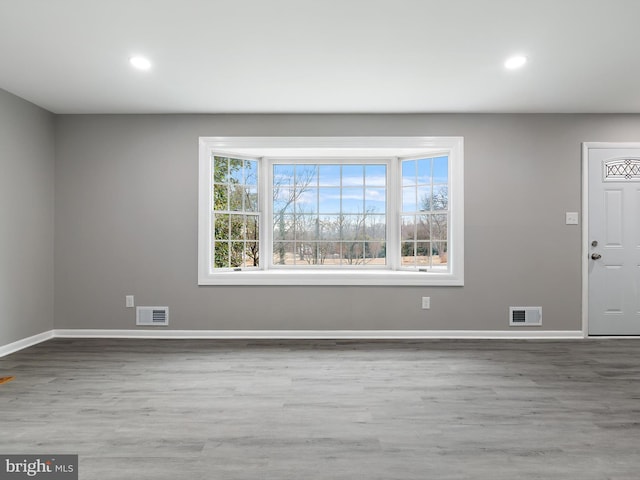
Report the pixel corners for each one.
[208,152,262,271]
[198,137,464,286]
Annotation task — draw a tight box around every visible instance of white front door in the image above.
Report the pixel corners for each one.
[587,144,640,335]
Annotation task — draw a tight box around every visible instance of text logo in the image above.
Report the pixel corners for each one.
[0,455,77,479]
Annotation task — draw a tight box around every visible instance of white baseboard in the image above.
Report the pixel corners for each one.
[0,330,55,357]
[0,329,590,357]
[52,329,586,340]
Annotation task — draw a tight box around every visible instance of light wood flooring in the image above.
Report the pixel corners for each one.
[1,338,639,479]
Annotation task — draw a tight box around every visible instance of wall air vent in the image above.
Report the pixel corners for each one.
[509,306,542,326]
[136,306,169,326]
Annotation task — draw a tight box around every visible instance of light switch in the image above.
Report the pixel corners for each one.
[125,295,135,308]
[565,212,579,225]
[421,297,431,309]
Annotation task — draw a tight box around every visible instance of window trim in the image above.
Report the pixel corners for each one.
[199,137,464,286]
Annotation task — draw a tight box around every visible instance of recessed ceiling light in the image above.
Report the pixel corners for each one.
[504,55,527,70]
[129,56,152,71]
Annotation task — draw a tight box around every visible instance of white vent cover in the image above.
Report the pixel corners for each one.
[509,306,542,326]
[136,306,169,326]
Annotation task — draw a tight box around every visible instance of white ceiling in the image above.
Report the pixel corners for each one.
[1,0,639,114]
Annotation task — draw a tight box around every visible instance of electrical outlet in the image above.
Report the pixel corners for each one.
[125,295,135,308]
[421,297,431,309]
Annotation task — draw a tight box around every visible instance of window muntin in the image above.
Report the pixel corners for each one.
[271,162,387,267]
[198,137,463,286]
[212,156,260,269]
[400,156,449,270]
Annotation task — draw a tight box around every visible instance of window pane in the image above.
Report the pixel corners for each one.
[230,242,244,267]
[342,242,364,264]
[417,158,432,185]
[273,215,285,240]
[317,242,340,265]
[246,216,259,242]
[318,165,341,186]
[274,164,295,187]
[416,242,431,266]
[402,186,417,212]
[229,215,245,240]
[296,188,318,214]
[244,242,259,267]
[433,185,448,210]
[433,241,448,266]
[401,242,415,266]
[342,188,364,214]
[365,165,386,187]
[213,156,229,183]
[365,215,386,241]
[229,184,243,211]
[295,215,319,240]
[245,187,258,212]
[320,215,340,240]
[213,184,228,211]
[433,156,448,183]
[401,216,416,241]
[229,159,243,184]
[296,242,316,264]
[293,184,312,209]
[365,188,386,213]
[244,159,258,185]
[274,214,294,241]
[273,188,294,214]
[341,215,365,240]
[402,160,416,186]
[318,188,341,214]
[431,214,448,240]
[214,214,229,240]
[214,241,229,268]
[311,243,326,265]
[416,215,430,241]
[296,165,318,187]
[365,241,386,265]
[273,242,295,265]
[417,185,431,212]
[342,165,364,186]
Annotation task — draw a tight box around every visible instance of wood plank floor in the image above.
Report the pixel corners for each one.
[1,338,639,479]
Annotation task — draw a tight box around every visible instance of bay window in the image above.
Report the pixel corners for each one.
[198,137,463,285]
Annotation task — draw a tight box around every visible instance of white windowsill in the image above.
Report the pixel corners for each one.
[198,269,463,286]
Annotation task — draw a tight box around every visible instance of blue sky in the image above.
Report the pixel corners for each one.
[273,164,387,214]
[273,158,448,214]
[402,156,448,185]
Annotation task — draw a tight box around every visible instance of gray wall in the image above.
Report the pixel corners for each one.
[0,89,55,344]
[53,114,640,331]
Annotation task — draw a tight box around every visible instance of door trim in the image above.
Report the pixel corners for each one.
[582,142,640,336]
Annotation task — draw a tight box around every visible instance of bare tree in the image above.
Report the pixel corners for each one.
[272,166,316,264]
[419,185,448,264]
[339,207,378,265]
